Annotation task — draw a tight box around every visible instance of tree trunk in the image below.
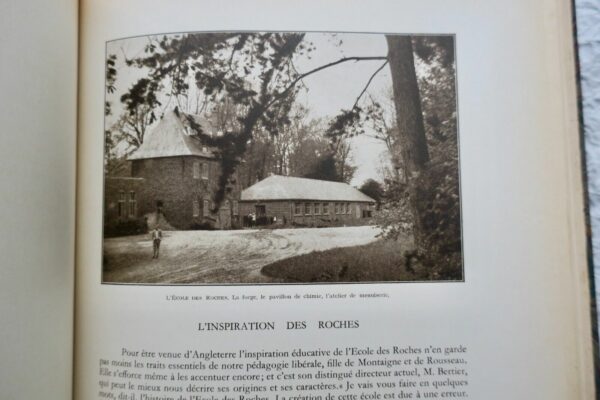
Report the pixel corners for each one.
[385,35,429,250]
[386,35,429,176]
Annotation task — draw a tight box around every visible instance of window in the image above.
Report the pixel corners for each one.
[294,202,302,216]
[193,161,200,179]
[323,203,329,215]
[128,191,136,217]
[335,202,340,214]
[233,200,239,216]
[118,191,126,218]
[347,203,352,214]
[202,163,209,179]
[203,199,210,217]
[193,200,200,217]
[314,203,321,215]
[304,202,311,215]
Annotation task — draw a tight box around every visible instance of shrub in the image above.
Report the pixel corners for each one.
[104,218,148,237]
[375,153,462,280]
[414,155,462,280]
[189,221,217,230]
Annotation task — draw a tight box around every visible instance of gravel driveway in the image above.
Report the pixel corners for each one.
[103,226,380,284]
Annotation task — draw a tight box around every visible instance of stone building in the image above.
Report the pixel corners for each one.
[239,175,375,226]
[104,110,240,230]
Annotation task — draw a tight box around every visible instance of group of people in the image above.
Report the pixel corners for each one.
[244,213,282,227]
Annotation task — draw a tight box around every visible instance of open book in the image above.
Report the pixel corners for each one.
[1,0,597,398]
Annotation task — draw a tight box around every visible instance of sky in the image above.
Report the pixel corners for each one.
[106,32,395,187]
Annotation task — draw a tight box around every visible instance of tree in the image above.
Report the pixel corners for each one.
[113,103,156,149]
[303,136,356,183]
[303,154,338,182]
[334,139,357,183]
[105,54,117,116]
[359,179,384,208]
[385,36,429,172]
[236,107,342,186]
[321,35,459,277]
[412,36,461,278]
[385,35,430,250]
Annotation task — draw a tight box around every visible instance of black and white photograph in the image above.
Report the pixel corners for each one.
[102,32,462,284]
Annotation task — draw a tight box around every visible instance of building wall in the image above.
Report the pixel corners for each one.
[104,177,145,224]
[130,156,240,229]
[239,200,374,226]
[239,200,294,224]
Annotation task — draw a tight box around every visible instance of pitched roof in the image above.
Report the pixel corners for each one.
[241,175,375,203]
[128,110,218,160]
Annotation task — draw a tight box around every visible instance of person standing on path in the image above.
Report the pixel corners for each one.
[151,227,162,259]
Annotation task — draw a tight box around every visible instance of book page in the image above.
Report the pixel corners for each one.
[0,0,78,399]
[76,0,594,399]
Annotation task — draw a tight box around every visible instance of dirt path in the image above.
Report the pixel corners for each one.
[103,226,381,284]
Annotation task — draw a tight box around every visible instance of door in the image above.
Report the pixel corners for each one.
[255,205,267,225]
[255,205,266,217]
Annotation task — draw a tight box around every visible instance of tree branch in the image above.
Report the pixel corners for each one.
[264,55,387,111]
[363,133,387,141]
[353,60,389,109]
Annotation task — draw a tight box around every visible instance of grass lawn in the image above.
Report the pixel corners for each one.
[261,239,429,283]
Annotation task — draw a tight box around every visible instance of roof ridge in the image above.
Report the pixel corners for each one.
[269,174,351,184]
